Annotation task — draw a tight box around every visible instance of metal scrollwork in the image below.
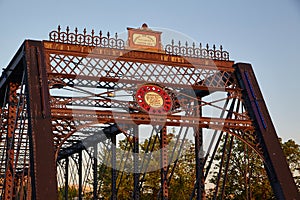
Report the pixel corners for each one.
[49,25,125,49]
[49,26,230,60]
[165,40,230,60]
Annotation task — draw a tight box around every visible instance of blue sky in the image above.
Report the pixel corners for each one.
[0,0,299,143]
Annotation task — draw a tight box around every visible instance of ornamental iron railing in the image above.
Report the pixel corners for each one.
[49,26,230,60]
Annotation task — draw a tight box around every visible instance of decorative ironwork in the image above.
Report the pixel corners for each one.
[135,84,177,114]
[165,40,229,60]
[49,26,230,61]
[48,53,234,90]
[49,26,125,49]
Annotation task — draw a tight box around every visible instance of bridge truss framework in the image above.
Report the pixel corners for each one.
[0,25,298,199]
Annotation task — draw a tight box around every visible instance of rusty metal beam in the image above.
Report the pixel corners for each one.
[24,40,58,199]
[160,126,168,200]
[234,63,299,200]
[0,46,24,99]
[43,41,234,71]
[3,82,18,200]
[51,108,253,131]
[48,73,236,94]
[194,99,205,200]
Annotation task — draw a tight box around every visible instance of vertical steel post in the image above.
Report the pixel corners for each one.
[78,151,83,200]
[195,130,204,199]
[133,125,140,200]
[93,144,98,200]
[25,40,58,199]
[160,126,168,200]
[195,99,205,200]
[64,157,69,200]
[3,82,18,200]
[111,134,117,200]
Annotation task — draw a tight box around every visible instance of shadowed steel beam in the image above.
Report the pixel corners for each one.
[234,63,299,200]
[133,125,140,200]
[64,158,69,200]
[111,134,117,200]
[57,124,120,160]
[160,126,168,200]
[93,144,98,199]
[78,151,83,200]
[194,99,204,200]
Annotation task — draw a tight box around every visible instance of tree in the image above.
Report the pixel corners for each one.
[281,139,300,191]
[58,186,79,200]
[96,132,197,199]
[208,136,300,199]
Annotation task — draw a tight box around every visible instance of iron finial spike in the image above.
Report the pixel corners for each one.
[220,45,223,51]
[99,30,102,37]
[115,32,118,39]
[206,43,209,49]
[75,27,78,34]
[58,25,61,32]
[83,28,87,35]
[107,32,110,38]
[66,26,70,33]
[142,23,148,28]
[185,41,188,47]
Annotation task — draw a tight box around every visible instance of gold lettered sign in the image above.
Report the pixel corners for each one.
[127,23,162,52]
[133,33,157,47]
[144,92,164,108]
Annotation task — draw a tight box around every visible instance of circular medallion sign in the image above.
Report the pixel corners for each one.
[135,84,172,114]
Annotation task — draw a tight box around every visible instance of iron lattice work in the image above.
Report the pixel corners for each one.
[0,25,298,200]
[49,26,230,61]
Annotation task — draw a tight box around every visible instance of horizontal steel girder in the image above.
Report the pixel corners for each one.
[51,108,254,132]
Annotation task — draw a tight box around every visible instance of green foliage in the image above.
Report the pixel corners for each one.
[208,136,300,199]
[58,134,300,199]
[96,132,197,199]
[58,186,79,200]
[281,139,300,191]
[207,136,274,199]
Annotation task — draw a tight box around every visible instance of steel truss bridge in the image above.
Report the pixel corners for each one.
[0,25,299,199]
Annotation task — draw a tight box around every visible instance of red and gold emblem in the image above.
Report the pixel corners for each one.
[135,84,173,114]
